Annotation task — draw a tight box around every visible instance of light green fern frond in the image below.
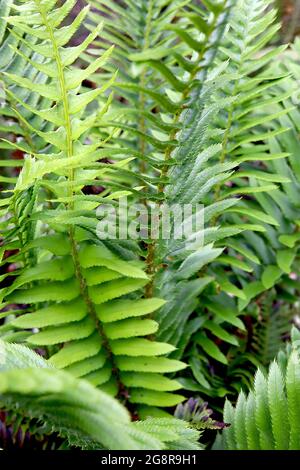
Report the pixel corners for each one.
[0,0,185,410]
[223,341,300,450]
[0,341,201,450]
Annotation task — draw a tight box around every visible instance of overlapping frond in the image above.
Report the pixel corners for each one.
[85,0,230,186]
[124,0,298,400]
[0,0,298,449]
[223,342,300,450]
[0,341,201,450]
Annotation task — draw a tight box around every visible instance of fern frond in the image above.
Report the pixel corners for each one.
[251,291,293,365]
[85,0,231,182]
[0,341,202,450]
[223,339,300,450]
[0,0,185,410]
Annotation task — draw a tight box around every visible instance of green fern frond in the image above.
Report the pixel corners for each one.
[0,0,185,410]
[0,341,202,450]
[1,0,299,450]
[223,339,300,450]
[85,0,231,180]
[251,291,294,365]
[161,0,295,396]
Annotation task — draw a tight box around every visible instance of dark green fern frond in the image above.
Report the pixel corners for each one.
[85,0,230,184]
[0,0,299,450]
[125,0,299,405]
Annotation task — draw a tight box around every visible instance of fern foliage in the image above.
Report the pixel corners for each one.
[0,341,201,450]
[0,0,300,451]
[151,0,295,396]
[85,0,228,167]
[0,0,184,410]
[222,331,300,450]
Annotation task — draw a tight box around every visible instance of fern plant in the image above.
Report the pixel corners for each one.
[83,0,295,402]
[0,341,202,450]
[0,0,185,411]
[222,328,300,450]
[213,28,300,392]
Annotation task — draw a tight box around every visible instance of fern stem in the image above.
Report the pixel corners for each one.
[36,0,73,187]
[213,4,252,203]
[9,99,36,153]
[11,200,28,267]
[139,0,158,297]
[145,241,156,298]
